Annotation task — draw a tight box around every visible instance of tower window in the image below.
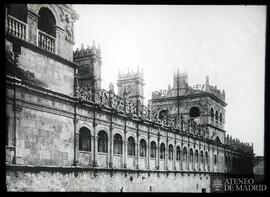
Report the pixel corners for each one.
[158,110,167,120]
[189,107,200,118]
[220,113,223,123]
[211,108,214,121]
[215,110,219,123]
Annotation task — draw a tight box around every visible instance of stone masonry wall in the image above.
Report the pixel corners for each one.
[6,166,211,192]
[16,45,74,97]
[17,107,74,166]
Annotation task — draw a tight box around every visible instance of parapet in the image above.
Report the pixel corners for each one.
[118,67,144,81]
[152,72,226,102]
[73,42,101,60]
[225,134,253,153]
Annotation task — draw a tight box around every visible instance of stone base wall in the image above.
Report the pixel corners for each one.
[6,165,212,192]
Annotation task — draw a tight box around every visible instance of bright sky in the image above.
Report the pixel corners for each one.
[73,5,266,156]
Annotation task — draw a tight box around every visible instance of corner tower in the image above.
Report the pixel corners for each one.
[73,42,102,88]
[117,68,145,105]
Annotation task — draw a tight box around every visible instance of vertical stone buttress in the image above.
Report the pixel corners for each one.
[157,130,160,170]
[136,124,139,169]
[92,111,97,167]
[123,119,127,168]
[147,131,150,169]
[14,105,23,164]
[173,137,176,170]
[165,135,168,170]
[109,116,113,168]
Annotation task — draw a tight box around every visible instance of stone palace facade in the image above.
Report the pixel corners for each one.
[5,4,254,192]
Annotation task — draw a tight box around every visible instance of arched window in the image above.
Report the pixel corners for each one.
[180,115,184,130]
[189,149,193,162]
[220,113,223,123]
[200,151,204,163]
[98,130,108,153]
[37,7,56,53]
[195,150,199,162]
[189,107,200,118]
[113,134,122,154]
[205,152,209,164]
[38,7,56,37]
[215,110,219,123]
[127,136,135,156]
[150,141,156,158]
[169,144,173,160]
[160,143,165,159]
[176,146,181,160]
[183,147,187,161]
[79,127,91,152]
[214,155,217,164]
[211,108,214,120]
[140,139,146,157]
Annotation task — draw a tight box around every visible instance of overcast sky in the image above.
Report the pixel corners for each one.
[73,5,266,156]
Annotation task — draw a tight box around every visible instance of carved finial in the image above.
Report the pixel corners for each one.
[109,82,115,94]
[206,75,209,85]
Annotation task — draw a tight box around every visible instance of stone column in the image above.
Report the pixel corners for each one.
[136,127,139,169]
[147,132,150,169]
[157,131,160,170]
[180,141,183,170]
[123,122,127,168]
[187,145,190,171]
[73,118,78,166]
[173,139,176,170]
[92,122,98,167]
[109,131,113,168]
[165,136,168,170]
[14,105,23,164]
[26,10,39,45]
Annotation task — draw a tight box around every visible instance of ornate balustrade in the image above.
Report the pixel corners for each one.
[37,30,55,53]
[151,83,225,102]
[6,15,27,40]
[77,79,252,153]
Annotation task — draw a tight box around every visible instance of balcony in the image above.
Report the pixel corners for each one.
[6,15,56,54]
[37,30,56,53]
[6,15,27,41]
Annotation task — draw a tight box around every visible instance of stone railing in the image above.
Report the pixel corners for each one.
[6,15,27,41]
[152,89,173,99]
[37,29,56,53]
[152,84,225,102]
[77,80,212,139]
[225,135,253,153]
